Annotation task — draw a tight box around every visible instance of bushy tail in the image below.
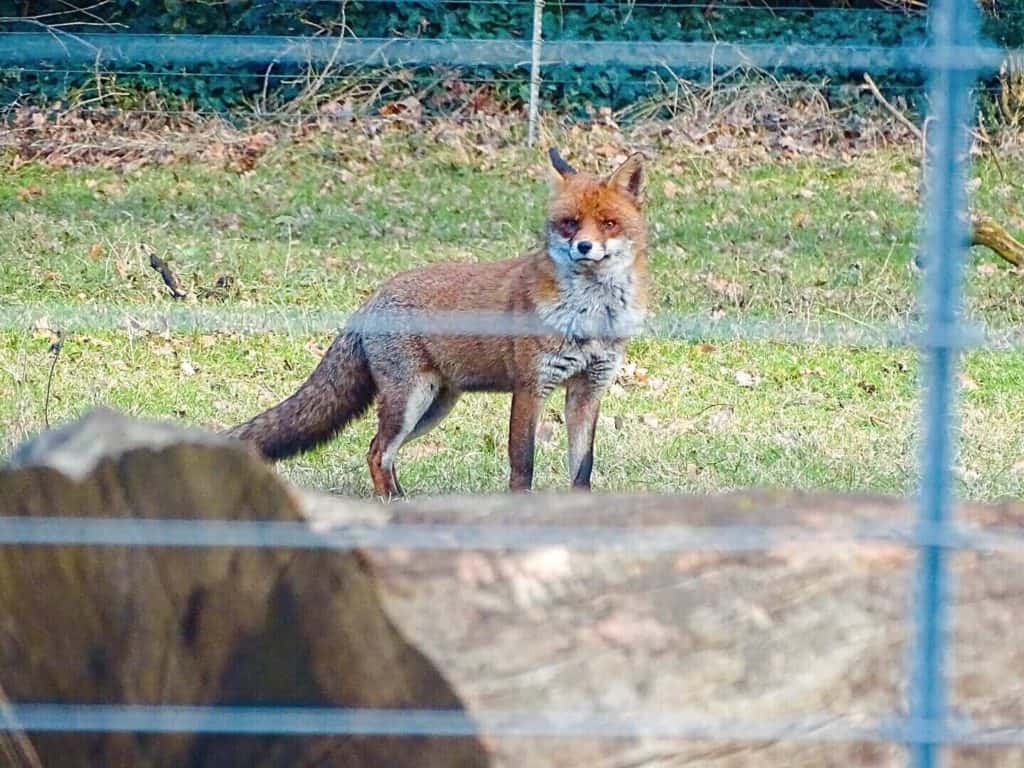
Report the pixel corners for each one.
[227,332,376,460]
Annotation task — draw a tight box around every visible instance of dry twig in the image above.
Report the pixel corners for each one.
[971,214,1024,268]
[861,74,923,142]
[147,249,188,299]
[43,330,63,430]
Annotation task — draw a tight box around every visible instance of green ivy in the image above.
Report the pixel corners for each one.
[0,1,1014,117]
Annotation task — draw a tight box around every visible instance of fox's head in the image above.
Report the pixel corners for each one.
[544,148,647,274]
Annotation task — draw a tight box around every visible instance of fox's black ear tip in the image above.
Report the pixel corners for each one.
[548,147,577,176]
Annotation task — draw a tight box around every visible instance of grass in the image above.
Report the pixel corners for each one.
[3,129,1024,500]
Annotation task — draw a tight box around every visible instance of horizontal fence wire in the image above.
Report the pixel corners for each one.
[2,704,1024,745]
[0,516,1022,552]
[0,0,933,11]
[0,33,1009,74]
[0,304,1007,351]
[259,0,930,10]
[4,68,945,91]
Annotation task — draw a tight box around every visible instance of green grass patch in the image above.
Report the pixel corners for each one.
[3,137,1024,500]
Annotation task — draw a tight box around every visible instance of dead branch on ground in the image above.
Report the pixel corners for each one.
[863,73,1024,270]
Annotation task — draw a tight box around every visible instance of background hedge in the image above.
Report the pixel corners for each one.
[0,1,1019,118]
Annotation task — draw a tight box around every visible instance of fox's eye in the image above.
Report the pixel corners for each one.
[557,218,579,237]
[601,219,618,231]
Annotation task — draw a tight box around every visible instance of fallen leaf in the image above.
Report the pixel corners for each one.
[17,186,42,201]
[662,179,679,199]
[180,361,196,376]
[734,370,759,387]
[958,372,979,391]
[708,407,735,433]
[705,273,745,305]
[215,213,242,231]
[88,243,103,261]
[641,413,660,428]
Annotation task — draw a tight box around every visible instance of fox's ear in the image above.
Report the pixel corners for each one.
[607,152,645,201]
[548,147,576,184]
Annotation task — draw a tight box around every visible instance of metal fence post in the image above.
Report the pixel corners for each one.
[911,0,980,764]
[527,0,544,146]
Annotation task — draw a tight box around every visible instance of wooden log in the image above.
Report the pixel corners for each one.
[0,409,489,768]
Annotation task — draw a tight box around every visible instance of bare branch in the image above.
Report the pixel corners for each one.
[971,214,1024,268]
[861,73,923,142]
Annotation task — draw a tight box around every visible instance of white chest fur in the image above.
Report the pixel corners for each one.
[537,248,646,342]
[535,253,644,394]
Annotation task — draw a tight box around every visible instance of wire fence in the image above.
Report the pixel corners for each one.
[0,1,1013,766]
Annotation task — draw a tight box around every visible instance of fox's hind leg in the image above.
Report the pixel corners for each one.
[367,375,442,498]
[407,386,459,443]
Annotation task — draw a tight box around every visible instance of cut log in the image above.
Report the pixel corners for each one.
[0,409,489,768]
[355,494,1024,767]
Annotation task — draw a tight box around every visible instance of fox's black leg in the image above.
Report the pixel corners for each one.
[508,389,543,491]
[565,376,600,490]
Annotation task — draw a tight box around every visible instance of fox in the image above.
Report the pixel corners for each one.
[227,147,649,497]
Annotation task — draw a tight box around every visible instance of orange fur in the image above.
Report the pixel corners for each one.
[228,149,650,497]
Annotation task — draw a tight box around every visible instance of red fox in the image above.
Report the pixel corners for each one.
[228,148,648,497]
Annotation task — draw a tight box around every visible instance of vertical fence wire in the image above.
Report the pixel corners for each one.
[910,0,980,764]
[527,0,544,146]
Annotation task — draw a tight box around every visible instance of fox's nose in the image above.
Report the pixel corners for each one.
[576,241,593,256]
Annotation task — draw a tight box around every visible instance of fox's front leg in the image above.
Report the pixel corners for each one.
[508,388,543,491]
[565,376,601,490]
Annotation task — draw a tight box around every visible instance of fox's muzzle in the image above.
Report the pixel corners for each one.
[571,240,606,262]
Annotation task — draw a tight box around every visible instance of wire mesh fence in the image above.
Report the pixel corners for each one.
[0,0,1017,766]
